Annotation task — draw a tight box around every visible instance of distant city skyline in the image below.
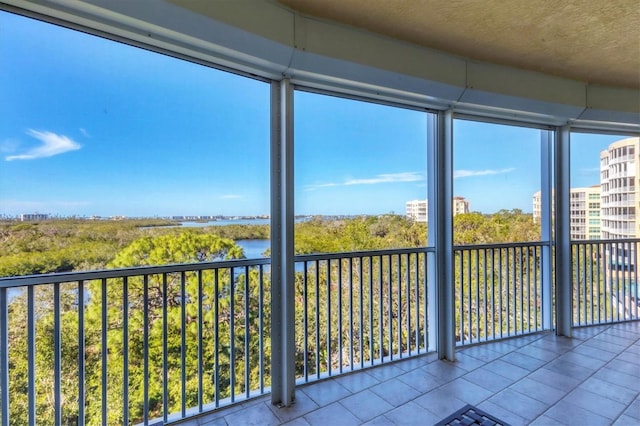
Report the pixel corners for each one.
[0,11,631,218]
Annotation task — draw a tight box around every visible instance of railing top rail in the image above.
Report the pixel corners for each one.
[0,257,271,288]
[570,238,640,245]
[294,246,434,262]
[453,241,549,250]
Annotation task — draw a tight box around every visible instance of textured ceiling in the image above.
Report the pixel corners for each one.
[278,0,640,89]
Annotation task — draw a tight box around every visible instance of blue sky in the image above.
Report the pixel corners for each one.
[0,11,628,217]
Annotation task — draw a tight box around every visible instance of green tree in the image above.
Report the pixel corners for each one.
[80,232,272,424]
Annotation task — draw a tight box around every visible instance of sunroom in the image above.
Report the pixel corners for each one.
[0,1,639,425]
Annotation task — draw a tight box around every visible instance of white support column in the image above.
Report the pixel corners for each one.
[426,114,437,352]
[555,125,572,336]
[270,79,296,406]
[430,110,455,361]
[540,130,554,330]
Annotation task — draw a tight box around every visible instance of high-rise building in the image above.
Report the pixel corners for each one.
[600,137,640,240]
[406,197,470,222]
[599,137,640,275]
[532,186,601,240]
[570,186,601,240]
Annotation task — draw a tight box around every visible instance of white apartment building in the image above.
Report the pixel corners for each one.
[600,137,640,240]
[570,186,601,240]
[406,197,470,222]
[405,199,428,222]
[19,213,50,221]
[532,187,601,240]
[600,137,640,275]
[453,196,470,215]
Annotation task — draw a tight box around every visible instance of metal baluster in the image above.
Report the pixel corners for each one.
[259,265,265,391]
[483,249,488,341]
[616,243,621,322]
[122,277,129,425]
[214,269,220,407]
[327,260,332,375]
[349,257,354,368]
[54,283,62,425]
[379,256,384,361]
[519,246,524,334]
[475,249,479,341]
[489,249,495,339]
[459,250,464,345]
[525,247,530,332]
[387,255,392,360]
[198,271,204,410]
[229,268,235,402]
[596,243,601,324]
[143,275,149,425]
[162,274,169,420]
[102,278,108,425]
[315,260,321,378]
[407,254,413,355]
[467,250,472,344]
[397,255,402,357]
[369,256,374,364]
[623,242,629,320]
[581,243,586,325]
[498,248,503,338]
[1,287,9,426]
[587,243,597,324]
[180,272,187,414]
[423,252,428,351]
[507,247,512,336]
[359,257,364,366]
[75,280,85,425]
[608,241,613,322]
[631,241,640,319]
[244,266,250,398]
[27,285,35,426]
[303,262,308,380]
[529,247,541,331]
[414,253,419,353]
[338,260,343,373]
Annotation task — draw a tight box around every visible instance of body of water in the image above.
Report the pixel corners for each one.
[236,239,270,259]
[180,219,270,227]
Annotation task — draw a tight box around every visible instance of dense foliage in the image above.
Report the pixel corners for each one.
[0,210,540,278]
[2,211,544,424]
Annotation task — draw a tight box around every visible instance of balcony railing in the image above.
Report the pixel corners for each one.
[572,239,640,326]
[294,248,434,384]
[0,247,435,425]
[0,259,271,425]
[453,242,550,346]
[2,241,640,424]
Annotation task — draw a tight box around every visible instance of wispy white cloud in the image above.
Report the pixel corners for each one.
[5,130,81,161]
[454,168,515,179]
[79,128,90,138]
[306,172,423,191]
[220,194,242,199]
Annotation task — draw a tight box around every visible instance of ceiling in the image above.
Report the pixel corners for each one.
[277,0,640,89]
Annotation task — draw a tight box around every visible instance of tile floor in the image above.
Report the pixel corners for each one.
[174,321,640,425]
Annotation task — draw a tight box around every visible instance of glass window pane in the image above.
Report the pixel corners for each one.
[453,119,542,244]
[294,91,429,251]
[0,11,271,275]
[570,133,639,240]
